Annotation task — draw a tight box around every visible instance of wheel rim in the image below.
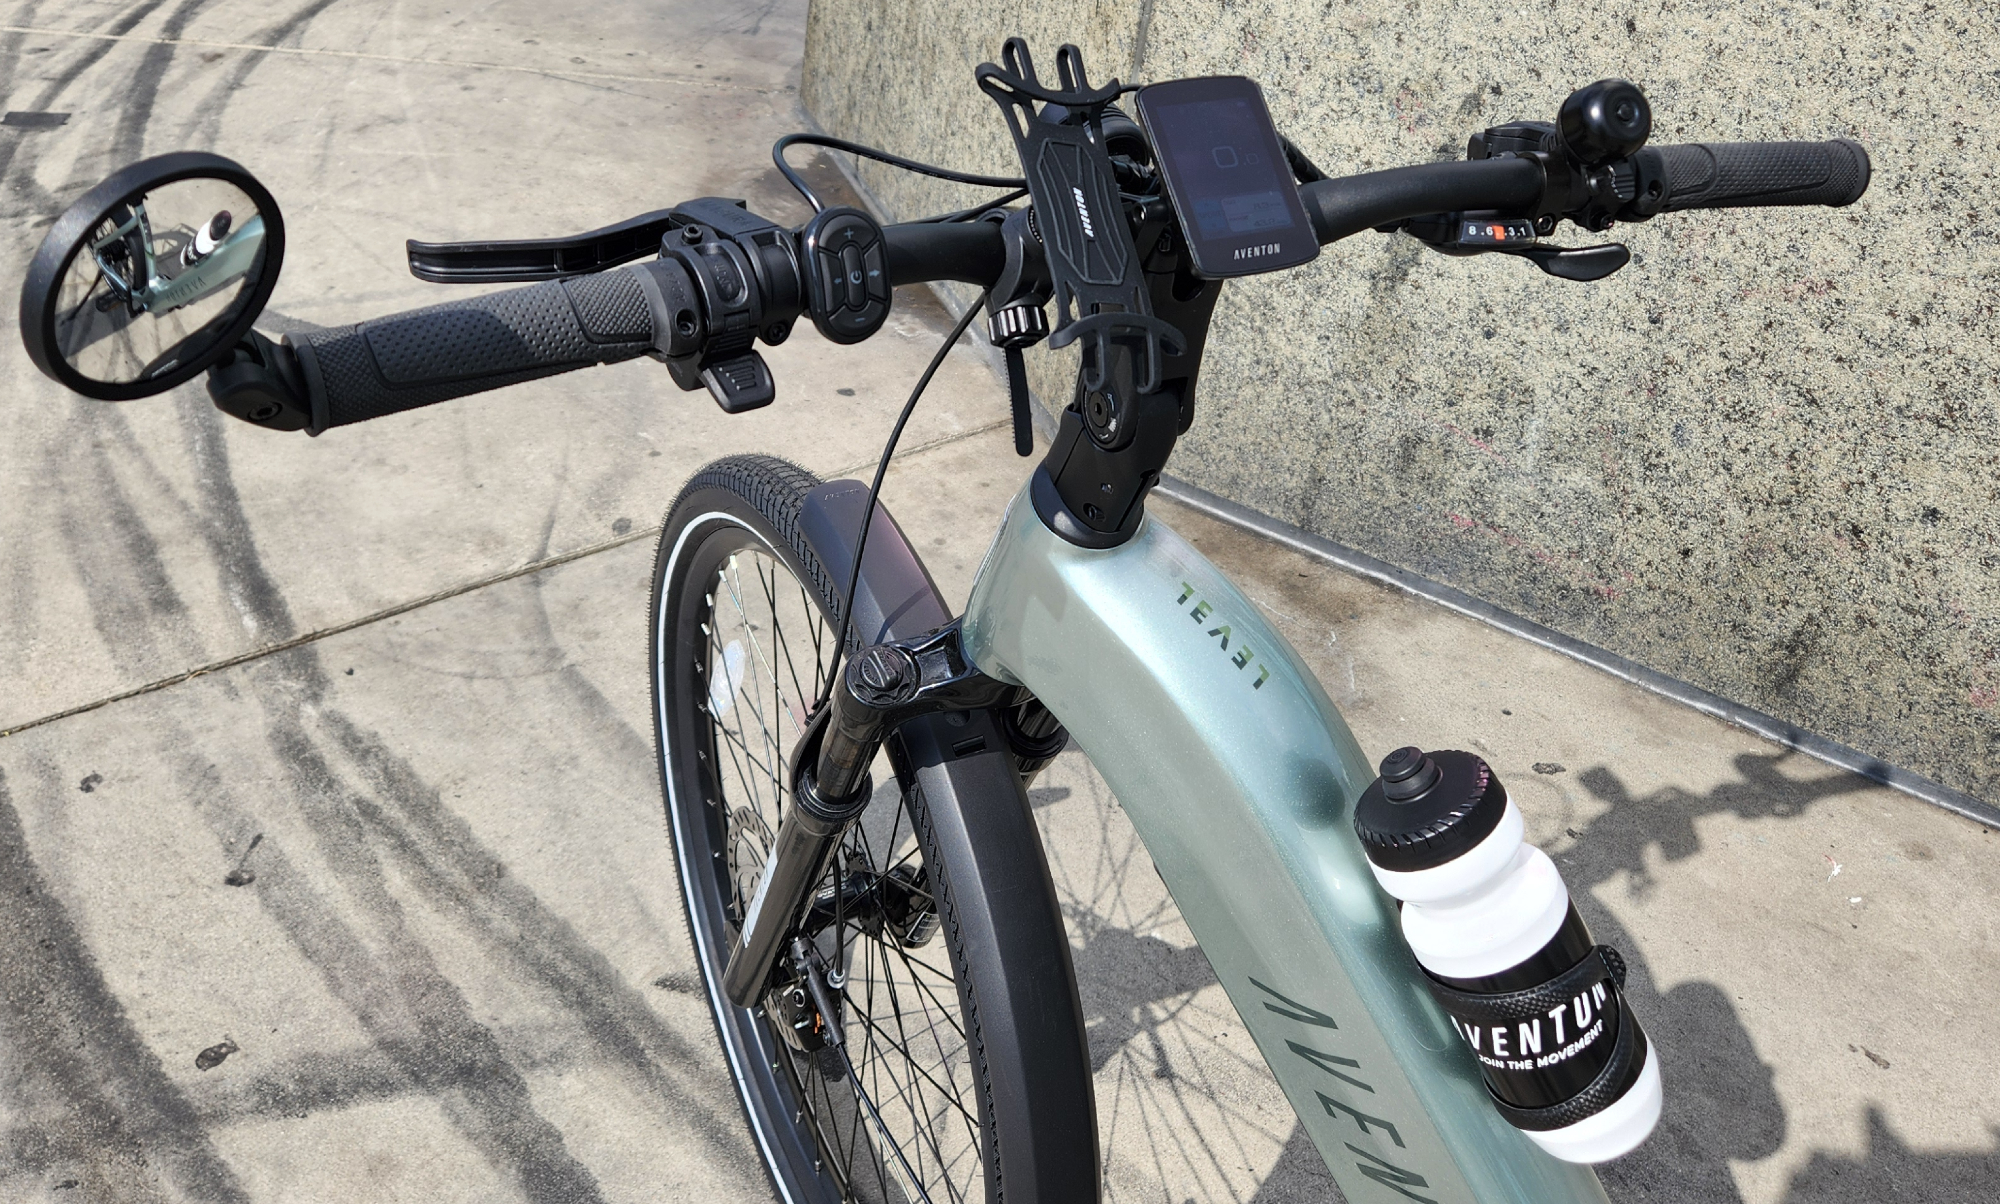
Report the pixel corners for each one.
[658,513,988,1204]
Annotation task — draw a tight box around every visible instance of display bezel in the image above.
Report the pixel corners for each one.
[1135,76,1319,279]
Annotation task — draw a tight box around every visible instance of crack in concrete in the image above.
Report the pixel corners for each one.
[0,22,778,91]
[0,417,1008,741]
[0,525,656,741]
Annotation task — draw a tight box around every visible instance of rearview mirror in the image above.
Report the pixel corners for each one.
[17,151,284,401]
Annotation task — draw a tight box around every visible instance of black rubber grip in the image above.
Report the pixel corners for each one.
[1649,139,1870,212]
[291,267,655,430]
[1298,157,1547,245]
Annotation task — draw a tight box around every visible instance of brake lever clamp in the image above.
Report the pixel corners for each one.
[1466,81,1664,233]
[1389,78,1672,283]
[657,197,809,413]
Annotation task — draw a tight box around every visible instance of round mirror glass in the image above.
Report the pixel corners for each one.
[55,177,268,384]
[19,152,284,401]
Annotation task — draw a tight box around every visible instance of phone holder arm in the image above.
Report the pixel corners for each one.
[975,38,1184,420]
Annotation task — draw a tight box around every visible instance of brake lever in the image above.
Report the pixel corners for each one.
[1499,241,1630,282]
[405,209,679,283]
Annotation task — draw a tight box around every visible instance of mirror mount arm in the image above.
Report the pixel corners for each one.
[206,330,315,432]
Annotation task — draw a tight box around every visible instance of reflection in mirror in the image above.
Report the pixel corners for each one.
[53,177,269,386]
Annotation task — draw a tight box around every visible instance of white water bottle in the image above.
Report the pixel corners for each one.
[1354,747,1662,1164]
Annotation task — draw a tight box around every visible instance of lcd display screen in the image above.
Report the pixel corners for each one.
[1149,98,1297,238]
[1137,77,1318,277]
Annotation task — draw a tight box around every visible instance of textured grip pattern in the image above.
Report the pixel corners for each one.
[297,268,654,429]
[1425,948,1623,1026]
[1655,139,1870,212]
[1491,1002,1649,1132]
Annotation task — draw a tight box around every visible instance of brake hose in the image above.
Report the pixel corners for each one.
[773,132,1025,213]
[813,289,994,712]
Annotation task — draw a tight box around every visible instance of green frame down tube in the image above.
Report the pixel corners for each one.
[960,487,1610,1204]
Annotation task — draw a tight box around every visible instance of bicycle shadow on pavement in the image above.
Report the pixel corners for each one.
[1562,752,1816,1204]
[1056,744,1992,1192]
[1779,1106,2000,1204]
[1556,751,1997,1204]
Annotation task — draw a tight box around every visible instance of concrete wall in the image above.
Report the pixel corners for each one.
[801,1,2000,802]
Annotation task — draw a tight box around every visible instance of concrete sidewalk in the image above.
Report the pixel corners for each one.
[2,3,1995,1203]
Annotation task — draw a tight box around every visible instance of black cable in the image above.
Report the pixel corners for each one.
[1280,134,1329,184]
[814,289,991,712]
[774,133,1026,213]
[918,188,1029,223]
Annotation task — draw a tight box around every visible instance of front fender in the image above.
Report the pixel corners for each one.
[800,479,1100,1201]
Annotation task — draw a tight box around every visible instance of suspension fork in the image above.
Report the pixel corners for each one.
[720,619,1021,1007]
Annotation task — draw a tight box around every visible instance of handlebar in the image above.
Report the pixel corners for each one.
[283,224,1006,432]
[250,136,1869,434]
[1299,158,1546,244]
[883,222,1006,287]
[1299,138,1869,246]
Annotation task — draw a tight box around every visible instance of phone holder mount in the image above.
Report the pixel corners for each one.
[1396,79,1663,283]
[976,39,1184,449]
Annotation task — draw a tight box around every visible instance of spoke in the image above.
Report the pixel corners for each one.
[878,946,968,1043]
[717,562,780,797]
[805,580,831,701]
[876,948,949,1163]
[786,1049,850,1194]
[704,567,789,923]
[707,706,781,798]
[861,963,968,1200]
[764,559,818,720]
[724,554,802,744]
[703,700,765,821]
[707,592,780,825]
[842,929,963,1035]
[843,1003,981,1132]
[719,559,789,796]
[843,790,977,1194]
[853,946,943,1202]
[859,939,973,1173]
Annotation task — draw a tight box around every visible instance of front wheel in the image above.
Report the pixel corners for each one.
[649,455,1096,1203]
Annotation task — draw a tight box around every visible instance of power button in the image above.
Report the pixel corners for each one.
[799,206,891,345]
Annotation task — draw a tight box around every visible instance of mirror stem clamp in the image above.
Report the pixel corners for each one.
[208,330,315,432]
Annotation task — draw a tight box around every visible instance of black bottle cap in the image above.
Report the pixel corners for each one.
[1353,748,1508,873]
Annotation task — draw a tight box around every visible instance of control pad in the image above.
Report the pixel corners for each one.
[800,207,891,345]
